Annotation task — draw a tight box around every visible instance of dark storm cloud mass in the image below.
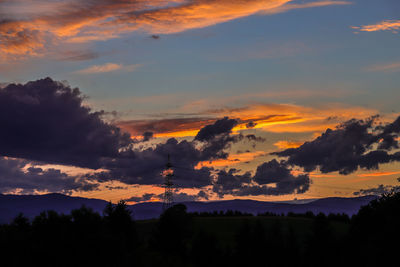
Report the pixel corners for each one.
[0,78,263,194]
[5,77,400,198]
[89,116,247,188]
[0,77,132,169]
[273,117,400,175]
[0,157,97,194]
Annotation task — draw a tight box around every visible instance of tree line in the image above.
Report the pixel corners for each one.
[1,192,399,267]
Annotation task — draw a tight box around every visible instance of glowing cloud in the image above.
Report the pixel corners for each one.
[118,103,378,138]
[195,151,266,169]
[357,171,400,178]
[0,0,351,59]
[274,141,304,149]
[352,19,400,33]
[76,63,141,74]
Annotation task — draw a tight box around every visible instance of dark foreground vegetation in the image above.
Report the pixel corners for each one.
[1,192,399,267]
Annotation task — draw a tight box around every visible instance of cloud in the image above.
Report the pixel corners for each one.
[75,63,141,74]
[353,184,400,196]
[125,193,156,203]
[212,160,311,197]
[195,151,266,168]
[274,140,303,149]
[273,116,400,175]
[357,171,400,178]
[88,117,248,188]
[2,77,397,198]
[125,190,208,203]
[1,78,270,195]
[0,77,132,169]
[117,103,378,138]
[194,117,237,142]
[352,19,400,33]
[117,117,216,138]
[0,157,97,194]
[261,0,352,15]
[0,0,351,58]
[365,62,400,73]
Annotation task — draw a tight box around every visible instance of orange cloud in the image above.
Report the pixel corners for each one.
[357,171,400,178]
[118,103,378,138]
[117,117,216,138]
[261,0,351,14]
[0,0,350,58]
[195,151,266,169]
[352,19,400,33]
[274,140,304,149]
[75,63,141,74]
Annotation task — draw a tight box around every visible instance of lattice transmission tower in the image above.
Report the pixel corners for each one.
[162,154,174,211]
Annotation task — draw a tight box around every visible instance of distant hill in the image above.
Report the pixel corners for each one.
[0,193,108,224]
[130,196,377,220]
[0,193,377,223]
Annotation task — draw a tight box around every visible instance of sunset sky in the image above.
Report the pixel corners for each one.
[1,0,400,203]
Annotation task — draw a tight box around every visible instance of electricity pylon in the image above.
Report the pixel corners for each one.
[162,154,174,212]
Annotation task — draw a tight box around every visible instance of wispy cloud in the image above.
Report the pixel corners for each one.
[75,63,141,74]
[352,19,400,33]
[261,0,352,15]
[365,62,400,73]
[0,0,351,59]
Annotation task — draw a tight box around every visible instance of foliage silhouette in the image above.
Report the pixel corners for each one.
[1,193,400,267]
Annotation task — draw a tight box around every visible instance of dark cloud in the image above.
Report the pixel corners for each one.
[245,134,266,142]
[150,35,160,39]
[195,117,237,142]
[0,157,97,194]
[246,121,257,128]
[88,136,215,188]
[195,117,244,160]
[142,131,154,142]
[273,117,400,175]
[377,116,400,150]
[213,168,252,198]
[125,193,156,202]
[213,160,310,197]
[0,77,319,197]
[353,184,400,196]
[0,77,132,169]
[125,190,209,203]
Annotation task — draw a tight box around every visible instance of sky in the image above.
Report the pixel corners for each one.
[1,0,400,203]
